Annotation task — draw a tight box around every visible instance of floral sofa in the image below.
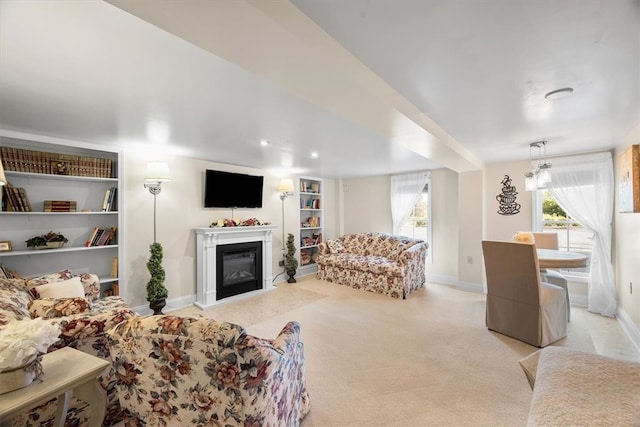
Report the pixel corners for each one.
[106,315,310,427]
[0,271,136,426]
[316,232,427,299]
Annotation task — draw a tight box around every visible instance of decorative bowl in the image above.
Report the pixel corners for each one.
[34,242,66,250]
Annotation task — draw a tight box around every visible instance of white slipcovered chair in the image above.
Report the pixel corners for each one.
[482,240,568,347]
[532,232,570,321]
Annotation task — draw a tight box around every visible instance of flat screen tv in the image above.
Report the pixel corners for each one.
[204,169,264,208]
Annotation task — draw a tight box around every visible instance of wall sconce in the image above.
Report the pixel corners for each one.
[144,161,171,195]
[525,141,552,191]
[144,162,171,242]
[0,158,6,186]
[278,178,295,253]
[278,178,294,200]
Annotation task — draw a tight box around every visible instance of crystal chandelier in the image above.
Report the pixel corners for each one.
[524,140,552,191]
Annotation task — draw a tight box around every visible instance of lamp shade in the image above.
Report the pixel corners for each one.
[144,162,171,182]
[0,158,6,186]
[278,178,294,193]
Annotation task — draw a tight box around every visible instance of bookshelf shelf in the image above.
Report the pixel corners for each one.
[0,245,119,257]
[0,131,122,297]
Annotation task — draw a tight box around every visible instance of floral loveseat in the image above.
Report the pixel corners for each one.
[0,271,135,426]
[106,315,310,426]
[316,232,427,299]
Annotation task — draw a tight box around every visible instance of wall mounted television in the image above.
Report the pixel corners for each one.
[204,169,264,208]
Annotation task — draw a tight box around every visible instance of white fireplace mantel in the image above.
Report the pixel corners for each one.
[194,226,278,309]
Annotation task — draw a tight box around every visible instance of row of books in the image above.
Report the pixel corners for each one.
[0,264,18,280]
[300,181,320,193]
[301,216,320,228]
[301,232,323,248]
[103,282,119,297]
[301,198,320,209]
[2,183,32,212]
[85,226,117,247]
[0,147,114,178]
[44,200,77,212]
[101,187,117,212]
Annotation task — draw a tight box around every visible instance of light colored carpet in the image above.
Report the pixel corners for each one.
[171,277,634,426]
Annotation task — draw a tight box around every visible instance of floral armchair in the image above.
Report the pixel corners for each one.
[106,315,311,427]
[316,232,427,299]
[0,271,136,426]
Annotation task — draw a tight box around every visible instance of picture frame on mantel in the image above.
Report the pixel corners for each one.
[618,144,640,213]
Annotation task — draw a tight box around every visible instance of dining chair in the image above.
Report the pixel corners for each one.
[482,240,568,347]
[532,232,570,320]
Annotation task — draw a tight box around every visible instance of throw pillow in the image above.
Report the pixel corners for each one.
[32,277,85,300]
[327,240,345,254]
[29,297,91,319]
[25,268,73,287]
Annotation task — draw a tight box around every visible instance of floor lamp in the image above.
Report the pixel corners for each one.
[143,161,171,242]
[278,178,294,255]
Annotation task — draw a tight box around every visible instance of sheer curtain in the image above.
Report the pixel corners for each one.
[546,152,616,317]
[390,171,430,234]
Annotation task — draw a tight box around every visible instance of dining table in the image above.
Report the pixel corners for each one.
[536,248,588,269]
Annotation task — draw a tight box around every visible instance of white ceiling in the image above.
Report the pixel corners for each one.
[1,0,638,179]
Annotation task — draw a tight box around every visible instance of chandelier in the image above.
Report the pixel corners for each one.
[524,140,552,191]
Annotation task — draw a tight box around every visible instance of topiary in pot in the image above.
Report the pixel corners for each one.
[285,233,298,283]
[146,242,168,314]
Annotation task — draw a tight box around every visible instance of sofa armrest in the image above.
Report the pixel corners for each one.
[48,302,136,348]
[241,321,309,424]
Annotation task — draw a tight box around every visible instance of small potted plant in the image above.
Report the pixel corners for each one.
[146,242,168,314]
[25,231,68,250]
[285,233,298,283]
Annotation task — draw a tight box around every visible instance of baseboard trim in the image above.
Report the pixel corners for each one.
[132,293,195,315]
[617,307,640,354]
[427,274,484,293]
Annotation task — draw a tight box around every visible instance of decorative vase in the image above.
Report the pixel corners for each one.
[149,298,166,315]
[0,354,43,394]
[286,269,297,283]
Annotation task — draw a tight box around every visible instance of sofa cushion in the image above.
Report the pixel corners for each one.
[26,271,100,301]
[0,278,32,327]
[327,239,346,254]
[33,277,85,299]
[29,297,92,319]
[319,253,404,277]
[25,269,74,287]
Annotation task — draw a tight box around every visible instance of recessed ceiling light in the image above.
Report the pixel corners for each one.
[259,140,269,147]
[311,152,318,158]
[544,87,574,100]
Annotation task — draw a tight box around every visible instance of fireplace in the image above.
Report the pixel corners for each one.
[194,225,277,309]
[216,241,262,300]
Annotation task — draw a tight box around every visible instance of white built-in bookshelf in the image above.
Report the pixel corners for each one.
[0,130,122,297]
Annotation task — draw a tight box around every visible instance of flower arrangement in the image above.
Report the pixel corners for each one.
[512,232,535,244]
[25,231,68,248]
[209,217,270,228]
[0,318,61,372]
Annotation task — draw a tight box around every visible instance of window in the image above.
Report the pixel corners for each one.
[399,183,432,263]
[536,190,593,277]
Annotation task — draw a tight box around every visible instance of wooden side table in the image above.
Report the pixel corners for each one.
[0,347,109,427]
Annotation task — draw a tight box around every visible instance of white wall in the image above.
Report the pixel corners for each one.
[429,168,459,279]
[614,125,640,345]
[457,170,484,285]
[484,161,533,241]
[341,175,392,234]
[122,149,314,308]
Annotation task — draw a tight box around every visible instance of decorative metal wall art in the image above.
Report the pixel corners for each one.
[496,175,521,215]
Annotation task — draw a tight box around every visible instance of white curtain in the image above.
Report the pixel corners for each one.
[390,171,430,234]
[546,152,616,317]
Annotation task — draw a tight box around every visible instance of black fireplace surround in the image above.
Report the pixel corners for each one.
[216,241,263,300]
